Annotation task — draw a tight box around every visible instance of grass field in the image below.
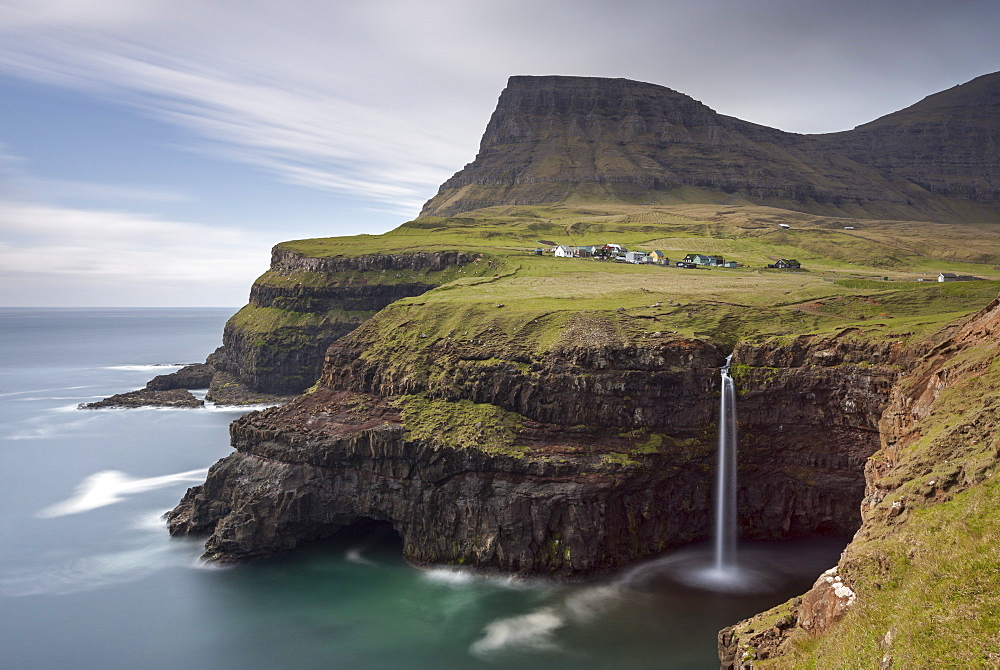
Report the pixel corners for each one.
[267,202,1000,349]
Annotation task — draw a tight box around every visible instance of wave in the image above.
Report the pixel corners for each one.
[0,385,98,399]
[470,607,565,656]
[103,364,191,371]
[38,468,209,518]
[345,547,376,566]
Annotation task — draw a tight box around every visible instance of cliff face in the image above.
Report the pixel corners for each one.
[420,74,1000,221]
[718,295,1000,668]
[169,324,901,575]
[211,248,479,394]
[821,72,1000,205]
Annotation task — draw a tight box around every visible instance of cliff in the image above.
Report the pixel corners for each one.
[168,315,902,575]
[210,247,482,394]
[719,294,1000,667]
[421,74,1000,222]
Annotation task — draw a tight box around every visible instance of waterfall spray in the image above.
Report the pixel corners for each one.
[713,354,738,571]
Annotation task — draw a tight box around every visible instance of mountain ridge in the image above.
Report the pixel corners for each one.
[421,73,1000,222]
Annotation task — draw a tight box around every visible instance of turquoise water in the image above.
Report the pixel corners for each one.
[0,309,843,669]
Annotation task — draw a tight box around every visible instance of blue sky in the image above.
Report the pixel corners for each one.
[2,0,999,306]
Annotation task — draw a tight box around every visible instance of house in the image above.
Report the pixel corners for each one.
[722,260,739,268]
[683,253,724,266]
[625,251,648,264]
[572,246,593,258]
[604,243,627,254]
[534,248,543,255]
[648,250,668,265]
[774,259,801,269]
[937,273,984,282]
[553,245,573,258]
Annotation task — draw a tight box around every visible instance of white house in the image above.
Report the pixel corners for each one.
[553,245,573,258]
[938,272,957,282]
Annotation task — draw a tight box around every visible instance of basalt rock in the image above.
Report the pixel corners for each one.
[146,363,216,391]
[421,73,1000,222]
[167,390,712,575]
[80,387,203,409]
[204,371,296,406]
[717,294,1000,668]
[211,249,480,394]
[169,330,900,573]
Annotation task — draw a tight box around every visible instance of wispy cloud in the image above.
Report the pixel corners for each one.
[0,196,273,304]
[0,3,476,213]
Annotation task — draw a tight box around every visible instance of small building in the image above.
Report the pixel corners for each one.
[722,260,739,268]
[683,253,724,266]
[625,251,648,264]
[774,258,801,269]
[779,223,791,229]
[534,248,543,255]
[553,245,573,258]
[937,272,985,282]
[844,226,856,230]
[648,250,668,265]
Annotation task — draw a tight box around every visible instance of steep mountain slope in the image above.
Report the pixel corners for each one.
[823,71,1000,205]
[421,74,1000,222]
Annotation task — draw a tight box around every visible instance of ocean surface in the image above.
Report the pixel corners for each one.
[0,308,845,669]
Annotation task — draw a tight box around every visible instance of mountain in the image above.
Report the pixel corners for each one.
[421,73,1000,222]
[104,70,1000,666]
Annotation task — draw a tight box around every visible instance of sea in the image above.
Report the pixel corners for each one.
[0,308,845,669]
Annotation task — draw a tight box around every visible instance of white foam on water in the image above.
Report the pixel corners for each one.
[131,510,171,532]
[345,547,376,566]
[204,402,280,413]
[470,582,626,659]
[562,584,623,623]
[103,364,189,371]
[0,385,98,399]
[422,568,476,585]
[37,468,209,518]
[420,567,543,591]
[470,607,565,656]
[620,545,778,595]
[7,413,101,438]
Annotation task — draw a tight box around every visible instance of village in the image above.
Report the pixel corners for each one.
[539,242,802,270]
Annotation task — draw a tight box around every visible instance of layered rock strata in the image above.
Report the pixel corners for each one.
[718,295,1000,668]
[211,249,479,394]
[421,73,1000,221]
[169,330,901,575]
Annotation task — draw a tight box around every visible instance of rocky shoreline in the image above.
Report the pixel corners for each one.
[80,360,295,410]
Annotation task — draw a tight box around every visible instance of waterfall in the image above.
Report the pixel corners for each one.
[713,354,738,571]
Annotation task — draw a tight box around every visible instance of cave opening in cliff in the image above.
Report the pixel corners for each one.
[307,519,404,566]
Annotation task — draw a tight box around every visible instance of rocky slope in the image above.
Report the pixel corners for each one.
[421,73,1000,221]
[718,294,1000,668]
[168,316,902,575]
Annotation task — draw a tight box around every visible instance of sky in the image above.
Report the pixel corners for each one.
[1,0,998,307]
